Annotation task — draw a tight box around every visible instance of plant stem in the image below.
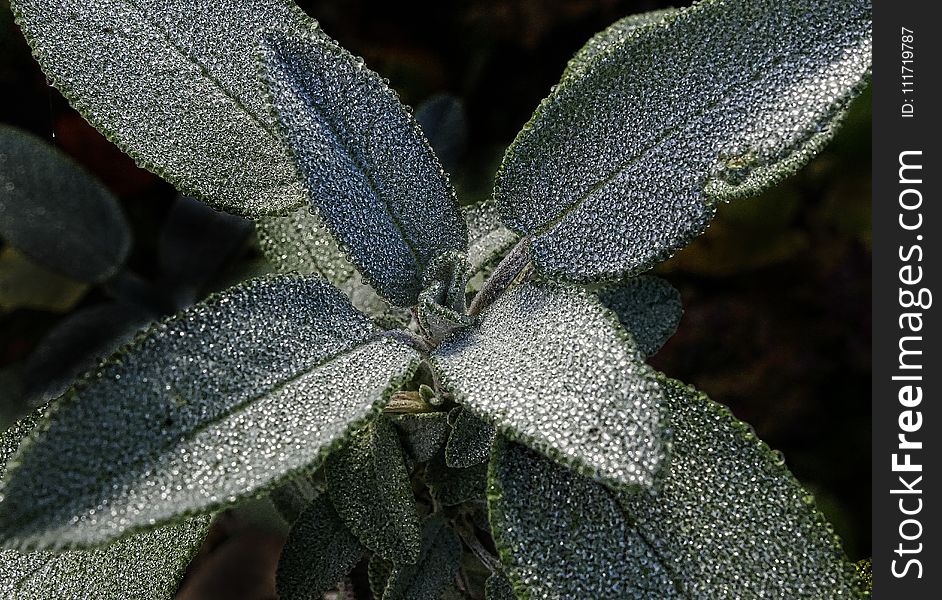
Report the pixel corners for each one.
[468,236,532,317]
[379,329,433,354]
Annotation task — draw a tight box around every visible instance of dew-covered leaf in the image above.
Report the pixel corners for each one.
[415,93,469,171]
[158,195,253,301]
[326,417,421,564]
[0,125,130,282]
[496,0,871,281]
[256,207,399,322]
[368,553,393,599]
[0,248,88,313]
[268,473,319,525]
[259,26,468,305]
[433,281,666,490]
[426,452,486,507]
[276,490,365,600]
[394,412,450,464]
[0,409,210,600]
[0,275,418,549]
[463,201,518,277]
[484,571,516,600]
[613,376,867,598]
[445,407,496,469]
[18,302,153,408]
[855,558,872,596]
[488,438,679,599]
[10,0,313,216]
[596,275,682,357]
[383,515,463,600]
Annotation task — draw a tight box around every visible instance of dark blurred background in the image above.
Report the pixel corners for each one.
[0,0,871,596]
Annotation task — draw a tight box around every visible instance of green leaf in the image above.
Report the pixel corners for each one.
[426,453,486,507]
[0,275,418,549]
[484,571,516,600]
[259,26,468,306]
[433,281,666,490]
[495,0,871,281]
[326,417,421,564]
[276,491,365,600]
[597,275,682,357]
[855,558,872,597]
[0,126,130,282]
[383,515,463,600]
[463,201,518,277]
[445,407,496,469]
[394,412,450,464]
[615,376,866,597]
[488,438,678,598]
[10,0,311,216]
[488,377,867,598]
[368,553,393,599]
[0,409,210,600]
[256,207,402,322]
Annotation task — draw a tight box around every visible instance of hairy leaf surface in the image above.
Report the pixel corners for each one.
[326,418,421,563]
[597,275,682,357]
[484,572,516,600]
[0,126,130,282]
[382,515,462,600]
[0,275,418,549]
[260,26,467,305]
[394,412,450,464]
[0,409,209,600]
[463,201,518,277]
[445,407,496,469]
[488,377,867,598]
[11,0,313,215]
[496,0,871,281]
[276,491,365,600]
[433,281,666,490]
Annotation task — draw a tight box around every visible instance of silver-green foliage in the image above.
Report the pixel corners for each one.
[0,125,130,282]
[434,281,666,491]
[0,276,417,548]
[259,25,467,306]
[496,0,871,282]
[0,410,210,600]
[0,0,870,597]
[10,0,311,216]
[276,490,365,600]
[489,377,868,598]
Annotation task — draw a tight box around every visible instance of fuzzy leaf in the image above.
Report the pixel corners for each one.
[0,409,210,600]
[259,26,467,306]
[597,275,682,357]
[496,0,871,281]
[489,377,868,599]
[463,201,518,277]
[368,554,393,599]
[484,571,517,600]
[10,0,317,216]
[433,281,666,490]
[426,453,486,507]
[0,126,130,282]
[0,275,418,549]
[383,515,463,600]
[489,439,679,598]
[18,302,152,408]
[394,412,450,464]
[276,491,365,600]
[326,417,421,564]
[614,376,867,597]
[445,407,496,469]
[256,207,397,321]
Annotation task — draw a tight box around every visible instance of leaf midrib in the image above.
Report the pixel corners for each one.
[122,0,279,142]
[6,338,386,535]
[525,26,857,237]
